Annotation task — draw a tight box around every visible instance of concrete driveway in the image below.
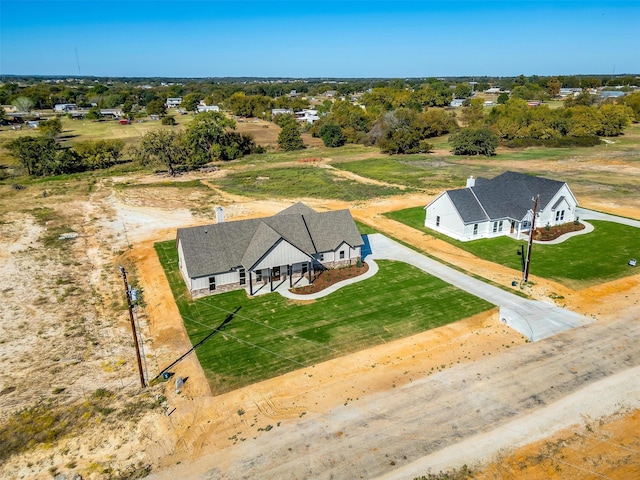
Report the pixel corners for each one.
[366,234,591,341]
[577,207,640,228]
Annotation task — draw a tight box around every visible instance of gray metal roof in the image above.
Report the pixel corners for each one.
[447,171,568,224]
[177,203,364,278]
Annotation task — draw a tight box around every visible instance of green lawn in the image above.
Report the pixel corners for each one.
[214,165,405,201]
[154,240,493,394]
[385,206,640,289]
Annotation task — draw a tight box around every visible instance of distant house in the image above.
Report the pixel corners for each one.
[196,104,220,113]
[100,109,122,118]
[295,109,319,124]
[176,203,364,298]
[166,97,182,108]
[54,103,77,112]
[450,99,464,107]
[272,108,293,116]
[600,91,626,99]
[424,171,578,241]
[325,90,337,98]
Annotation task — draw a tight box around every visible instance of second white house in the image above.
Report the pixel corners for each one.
[424,171,578,241]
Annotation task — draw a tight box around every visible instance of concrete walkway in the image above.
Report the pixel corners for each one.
[366,234,590,341]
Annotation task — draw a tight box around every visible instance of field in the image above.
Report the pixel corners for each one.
[1,113,640,479]
[155,241,493,393]
[385,207,640,289]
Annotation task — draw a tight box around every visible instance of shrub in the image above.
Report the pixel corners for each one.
[449,128,498,156]
[161,116,177,126]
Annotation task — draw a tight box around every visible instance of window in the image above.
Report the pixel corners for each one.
[256,270,262,282]
[239,268,246,286]
[436,215,440,227]
[473,224,478,235]
[209,276,216,291]
[498,221,503,232]
[339,251,345,259]
[318,253,324,261]
[555,210,565,222]
[492,221,498,233]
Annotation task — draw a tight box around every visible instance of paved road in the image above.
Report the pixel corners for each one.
[367,234,590,341]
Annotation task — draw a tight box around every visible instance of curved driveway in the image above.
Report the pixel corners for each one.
[366,234,590,341]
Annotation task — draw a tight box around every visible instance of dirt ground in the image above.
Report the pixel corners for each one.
[1,153,640,479]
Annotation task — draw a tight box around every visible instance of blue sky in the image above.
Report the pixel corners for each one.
[1,1,638,78]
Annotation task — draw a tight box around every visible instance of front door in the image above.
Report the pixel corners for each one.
[272,266,281,281]
[510,220,515,233]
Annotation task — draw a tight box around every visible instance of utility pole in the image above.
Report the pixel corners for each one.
[119,266,146,388]
[523,195,539,283]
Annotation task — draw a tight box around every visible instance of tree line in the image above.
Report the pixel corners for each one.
[5,112,262,177]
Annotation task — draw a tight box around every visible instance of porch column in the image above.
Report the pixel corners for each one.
[517,222,522,240]
[289,265,293,288]
[249,271,253,296]
[270,268,274,292]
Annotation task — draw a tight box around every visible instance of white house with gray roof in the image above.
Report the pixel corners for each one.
[424,171,578,241]
[176,203,364,298]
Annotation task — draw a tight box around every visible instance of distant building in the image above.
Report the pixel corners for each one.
[600,91,626,98]
[424,171,578,242]
[54,103,77,112]
[295,109,319,124]
[166,97,182,108]
[272,108,293,116]
[450,99,464,107]
[196,104,220,113]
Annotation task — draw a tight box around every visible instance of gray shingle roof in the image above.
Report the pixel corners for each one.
[177,203,364,278]
[447,171,568,224]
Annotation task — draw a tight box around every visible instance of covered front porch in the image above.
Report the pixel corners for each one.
[247,261,321,296]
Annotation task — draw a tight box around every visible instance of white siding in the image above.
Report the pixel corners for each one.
[177,240,192,291]
[425,193,466,239]
[253,239,310,270]
[191,275,209,291]
[539,185,578,226]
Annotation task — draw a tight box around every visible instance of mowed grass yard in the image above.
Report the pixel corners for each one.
[385,207,640,289]
[155,240,493,394]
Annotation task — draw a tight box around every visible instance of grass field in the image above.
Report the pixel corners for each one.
[214,165,406,201]
[154,240,493,394]
[385,206,640,289]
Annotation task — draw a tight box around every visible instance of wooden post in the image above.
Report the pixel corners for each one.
[119,266,146,388]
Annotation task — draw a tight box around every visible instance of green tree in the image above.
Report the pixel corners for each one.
[146,99,167,116]
[73,139,124,170]
[131,130,187,175]
[85,107,101,120]
[38,117,63,139]
[449,128,498,156]
[277,115,304,151]
[373,109,434,154]
[181,93,203,113]
[161,115,177,125]
[319,123,346,147]
[620,92,640,122]
[547,77,562,97]
[12,96,34,113]
[454,83,473,99]
[497,93,509,104]
[598,104,633,136]
[5,136,80,176]
[183,111,237,165]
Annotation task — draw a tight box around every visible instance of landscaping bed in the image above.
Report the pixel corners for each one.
[533,221,585,241]
[292,262,370,295]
